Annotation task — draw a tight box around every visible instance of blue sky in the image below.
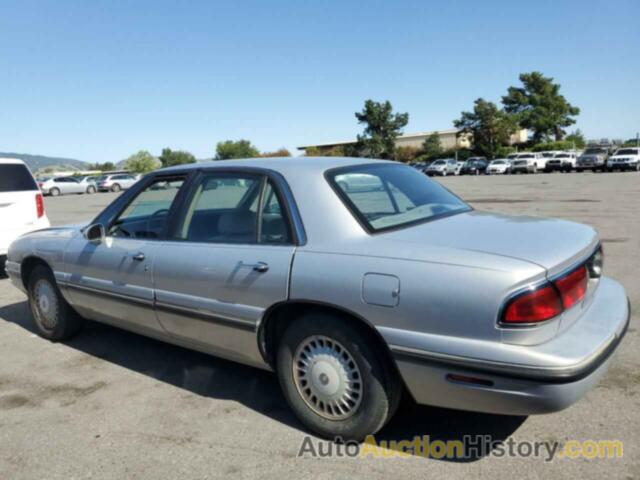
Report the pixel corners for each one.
[1,0,638,162]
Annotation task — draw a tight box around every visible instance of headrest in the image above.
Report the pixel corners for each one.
[217,210,256,236]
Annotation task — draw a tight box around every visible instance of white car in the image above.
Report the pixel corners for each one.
[96,174,138,192]
[39,176,88,196]
[0,158,50,270]
[608,147,640,172]
[425,158,457,176]
[545,152,578,172]
[486,159,511,175]
[76,175,99,194]
[510,152,546,174]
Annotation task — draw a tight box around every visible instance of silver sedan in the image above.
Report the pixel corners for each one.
[5,157,629,440]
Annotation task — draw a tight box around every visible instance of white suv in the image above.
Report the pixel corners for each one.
[608,147,640,172]
[96,174,138,192]
[510,152,545,174]
[0,159,50,272]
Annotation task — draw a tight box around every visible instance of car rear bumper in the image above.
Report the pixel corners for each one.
[384,277,629,415]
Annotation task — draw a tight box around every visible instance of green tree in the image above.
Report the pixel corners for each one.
[354,100,409,159]
[421,132,443,160]
[123,150,159,174]
[260,148,291,157]
[215,140,260,160]
[565,129,586,149]
[454,98,517,160]
[502,71,580,142]
[87,161,116,171]
[159,148,196,168]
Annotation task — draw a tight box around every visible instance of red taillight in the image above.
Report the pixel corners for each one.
[503,284,563,324]
[555,266,588,309]
[35,193,44,218]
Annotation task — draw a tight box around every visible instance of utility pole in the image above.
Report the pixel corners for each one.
[636,132,639,147]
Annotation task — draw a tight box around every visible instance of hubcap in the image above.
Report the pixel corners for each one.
[293,335,363,420]
[33,279,58,330]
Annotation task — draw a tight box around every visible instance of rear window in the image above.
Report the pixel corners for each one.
[0,164,38,192]
[328,163,470,232]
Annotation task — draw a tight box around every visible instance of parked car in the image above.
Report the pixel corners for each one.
[539,150,563,162]
[0,158,49,273]
[425,158,457,176]
[486,159,511,175]
[6,158,629,441]
[76,175,99,194]
[96,174,138,192]
[460,158,489,175]
[545,152,578,173]
[510,152,545,174]
[39,176,88,196]
[576,146,612,172]
[607,147,640,172]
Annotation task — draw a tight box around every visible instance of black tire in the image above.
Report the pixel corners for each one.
[27,265,84,341]
[86,186,96,194]
[276,313,401,441]
[50,187,60,197]
[111,183,121,192]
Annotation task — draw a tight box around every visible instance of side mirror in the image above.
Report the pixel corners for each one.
[84,223,105,243]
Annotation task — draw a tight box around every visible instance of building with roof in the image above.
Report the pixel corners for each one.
[298,128,529,154]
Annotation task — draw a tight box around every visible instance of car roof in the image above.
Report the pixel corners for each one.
[0,157,26,165]
[157,156,394,175]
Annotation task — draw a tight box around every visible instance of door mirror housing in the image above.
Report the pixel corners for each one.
[84,223,105,243]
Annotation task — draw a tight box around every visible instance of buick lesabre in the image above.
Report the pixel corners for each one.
[5,157,629,440]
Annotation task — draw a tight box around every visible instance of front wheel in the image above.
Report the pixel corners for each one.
[28,265,84,341]
[111,183,121,192]
[276,313,401,441]
[49,187,60,197]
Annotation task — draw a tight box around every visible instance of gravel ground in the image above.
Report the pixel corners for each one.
[0,171,638,479]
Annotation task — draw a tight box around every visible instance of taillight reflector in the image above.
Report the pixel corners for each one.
[503,284,563,324]
[35,193,44,218]
[555,266,588,309]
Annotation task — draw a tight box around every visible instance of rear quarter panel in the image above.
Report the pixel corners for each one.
[289,250,546,349]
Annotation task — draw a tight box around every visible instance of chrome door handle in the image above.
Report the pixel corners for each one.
[252,262,269,273]
[132,253,146,261]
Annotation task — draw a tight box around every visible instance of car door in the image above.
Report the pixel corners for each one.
[64,174,188,334]
[66,177,84,193]
[152,170,297,367]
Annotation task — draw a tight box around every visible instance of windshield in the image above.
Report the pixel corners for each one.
[614,149,638,155]
[584,148,606,155]
[541,153,555,158]
[518,154,534,159]
[432,160,446,166]
[328,163,470,232]
[556,154,570,158]
[491,160,506,165]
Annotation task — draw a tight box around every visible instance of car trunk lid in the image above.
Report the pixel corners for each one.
[383,210,599,277]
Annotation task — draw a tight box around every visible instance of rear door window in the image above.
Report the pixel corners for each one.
[0,164,38,192]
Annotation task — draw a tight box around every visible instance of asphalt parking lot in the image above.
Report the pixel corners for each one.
[1,172,638,479]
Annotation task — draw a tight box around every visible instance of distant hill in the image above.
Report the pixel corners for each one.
[0,152,88,172]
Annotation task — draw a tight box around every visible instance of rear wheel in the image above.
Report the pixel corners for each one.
[111,183,121,192]
[50,187,60,197]
[276,313,401,441]
[27,265,84,341]
[86,185,96,194]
